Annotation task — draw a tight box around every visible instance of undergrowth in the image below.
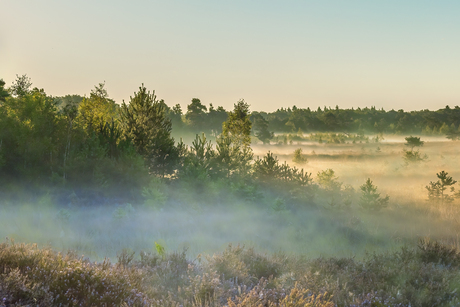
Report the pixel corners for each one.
[1,239,460,306]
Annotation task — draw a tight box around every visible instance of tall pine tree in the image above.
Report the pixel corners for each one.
[120,84,176,177]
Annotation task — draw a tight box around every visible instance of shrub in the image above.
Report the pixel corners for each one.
[205,245,285,284]
[417,238,460,266]
[0,240,151,306]
[292,148,307,164]
[403,149,427,163]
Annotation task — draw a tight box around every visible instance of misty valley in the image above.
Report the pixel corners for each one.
[2,77,460,305]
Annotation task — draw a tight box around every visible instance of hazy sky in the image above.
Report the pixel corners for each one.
[2,1,459,112]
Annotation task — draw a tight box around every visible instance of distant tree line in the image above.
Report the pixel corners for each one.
[255,105,460,136]
[166,101,460,139]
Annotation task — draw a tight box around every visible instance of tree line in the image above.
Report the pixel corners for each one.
[257,105,460,137]
[0,74,458,206]
[0,75,309,202]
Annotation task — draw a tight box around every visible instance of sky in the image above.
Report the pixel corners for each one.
[1,0,459,112]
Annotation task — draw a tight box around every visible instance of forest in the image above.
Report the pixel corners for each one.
[2,75,460,306]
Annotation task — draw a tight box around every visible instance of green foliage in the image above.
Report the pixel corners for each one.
[359,178,389,211]
[178,133,215,184]
[223,99,252,148]
[154,242,166,259]
[0,78,9,102]
[77,82,118,134]
[404,136,424,150]
[315,169,353,210]
[0,87,62,178]
[10,74,32,97]
[251,113,274,144]
[261,105,460,135]
[292,148,307,164]
[403,149,427,163]
[253,152,312,188]
[426,171,457,206]
[253,152,280,182]
[120,84,176,176]
[214,134,253,178]
[168,103,185,132]
[446,125,460,141]
[417,238,460,266]
[185,98,207,131]
[276,132,370,144]
[316,169,341,192]
[142,178,167,209]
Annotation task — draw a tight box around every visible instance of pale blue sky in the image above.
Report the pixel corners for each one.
[1,1,459,111]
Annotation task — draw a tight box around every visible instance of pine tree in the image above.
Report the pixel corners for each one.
[0,79,9,102]
[359,178,389,211]
[252,113,274,144]
[223,99,252,147]
[426,171,457,206]
[120,84,176,177]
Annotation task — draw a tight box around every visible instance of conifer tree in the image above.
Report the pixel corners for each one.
[426,171,457,206]
[252,113,274,144]
[120,84,176,177]
[217,100,253,177]
[0,79,9,102]
[359,178,389,211]
[223,99,252,147]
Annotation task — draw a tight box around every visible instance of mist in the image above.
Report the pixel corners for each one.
[3,77,460,304]
[2,134,459,264]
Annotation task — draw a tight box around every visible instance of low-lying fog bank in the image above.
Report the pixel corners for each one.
[1,200,458,262]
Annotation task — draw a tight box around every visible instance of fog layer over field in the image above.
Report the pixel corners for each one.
[255,136,460,204]
[1,135,459,262]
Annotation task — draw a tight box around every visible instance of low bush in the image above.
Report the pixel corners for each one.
[1,240,460,306]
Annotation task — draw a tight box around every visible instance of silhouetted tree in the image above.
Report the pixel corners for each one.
[405,136,424,150]
[185,98,207,131]
[403,136,426,163]
[0,79,9,102]
[10,74,32,97]
[252,113,274,144]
